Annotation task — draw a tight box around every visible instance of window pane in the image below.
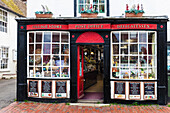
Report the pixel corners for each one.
[52,67,60,77]
[120,56,128,67]
[120,68,129,79]
[112,67,119,78]
[112,33,119,43]
[121,44,128,54]
[44,32,51,42]
[99,5,105,13]
[148,32,155,43]
[61,33,69,43]
[35,44,42,54]
[139,44,147,54]
[139,32,147,42]
[61,67,69,77]
[29,44,34,54]
[29,67,34,77]
[121,32,128,43]
[112,44,119,54]
[139,68,147,79]
[85,0,90,4]
[43,67,51,77]
[52,32,60,43]
[99,0,104,3]
[43,44,51,54]
[29,56,34,65]
[29,33,34,43]
[130,32,138,42]
[148,56,156,67]
[35,67,42,77]
[112,56,119,66]
[139,56,147,67]
[35,55,42,66]
[148,68,156,79]
[61,44,69,54]
[43,55,51,66]
[130,44,138,55]
[130,68,138,79]
[52,44,59,54]
[61,56,69,66]
[130,56,138,67]
[79,0,84,4]
[52,55,60,66]
[79,5,84,13]
[148,44,155,55]
[36,32,42,42]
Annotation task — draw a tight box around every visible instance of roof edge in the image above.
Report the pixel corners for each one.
[0,5,25,17]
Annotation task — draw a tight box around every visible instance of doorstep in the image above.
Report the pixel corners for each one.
[70,103,110,107]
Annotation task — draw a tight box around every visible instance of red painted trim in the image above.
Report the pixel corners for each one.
[77,46,80,99]
[69,24,111,30]
[27,24,68,30]
[81,48,84,93]
[76,32,104,43]
[112,24,157,30]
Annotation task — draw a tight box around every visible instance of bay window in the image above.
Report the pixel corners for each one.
[111,31,157,80]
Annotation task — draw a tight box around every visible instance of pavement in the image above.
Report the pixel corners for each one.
[0,102,170,113]
[0,79,16,109]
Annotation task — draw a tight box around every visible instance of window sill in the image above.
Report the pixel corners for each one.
[0,69,10,72]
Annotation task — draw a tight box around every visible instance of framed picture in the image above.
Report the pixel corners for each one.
[28,80,39,97]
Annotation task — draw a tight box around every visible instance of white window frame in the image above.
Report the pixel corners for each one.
[110,31,157,80]
[0,8,8,33]
[27,31,70,79]
[77,0,106,17]
[0,46,9,71]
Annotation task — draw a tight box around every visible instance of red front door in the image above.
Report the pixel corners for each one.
[77,46,84,99]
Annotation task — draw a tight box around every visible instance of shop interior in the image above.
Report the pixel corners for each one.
[79,45,104,101]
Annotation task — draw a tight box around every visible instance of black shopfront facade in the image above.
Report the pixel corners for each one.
[17,17,168,105]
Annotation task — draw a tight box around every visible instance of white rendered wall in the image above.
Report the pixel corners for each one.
[27,0,74,17]
[0,12,17,78]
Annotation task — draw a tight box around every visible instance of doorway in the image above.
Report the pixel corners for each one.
[77,45,104,102]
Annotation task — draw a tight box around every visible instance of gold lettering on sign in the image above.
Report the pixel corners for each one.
[116,24,151,29]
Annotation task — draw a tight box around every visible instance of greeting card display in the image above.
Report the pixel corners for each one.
[41,81,52,98]
[114,82,126,99]
[28,80,39,97]
[144,82,156,100]
[129,82,141,100]
[55,81,67,98]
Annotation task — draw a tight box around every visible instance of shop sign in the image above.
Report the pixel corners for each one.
[114,82,126,99]
[129,82,141,100]
[28,80,39,97]
[41,81,52,98]
[27,24,68,30]
[112,24,157,30]
[56,81,67,98]
[144,82,156,100]
[69,24,111,30]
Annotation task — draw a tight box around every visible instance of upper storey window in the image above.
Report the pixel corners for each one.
[78,0,106,16]
[0,8,7,33]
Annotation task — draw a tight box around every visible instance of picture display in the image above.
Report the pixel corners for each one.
[28,80,39,97]
[41,81,52,98]
[144,82,156,100]
[129,82,141,100]
[28,32,70,78]
[114,82,125,99]
[56,81,67,98]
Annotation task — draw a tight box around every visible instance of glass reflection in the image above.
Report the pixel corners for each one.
[130,32,138,42]
[112,44,119,54]
[139,32,147,42]
[139,44,147,54]
[44,32,51,42]
[121,32,128,43]
[112,33,119,43]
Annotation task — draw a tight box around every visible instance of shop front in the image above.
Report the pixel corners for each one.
[17,17,168,105]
